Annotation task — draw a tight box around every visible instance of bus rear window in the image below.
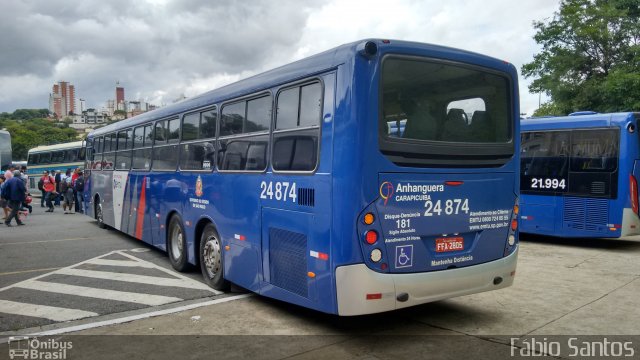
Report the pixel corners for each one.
[521,128,619,198]
[379,56,513,167]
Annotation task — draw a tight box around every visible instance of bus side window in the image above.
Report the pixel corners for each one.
[219,96,270,172]
[272,82,321,172]
[180,110,216,171]
[115,129,132,170]
[132,125,152,170]
[153,118,180,171]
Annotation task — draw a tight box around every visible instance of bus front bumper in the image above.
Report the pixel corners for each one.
[335,247,518,316]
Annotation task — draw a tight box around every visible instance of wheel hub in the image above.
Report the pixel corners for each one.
[203,236,221,278]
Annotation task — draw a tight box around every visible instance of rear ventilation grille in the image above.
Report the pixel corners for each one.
[591,182,606,195]
[297,187,315,207]
[563,197,608,231]
[269,228,308,298]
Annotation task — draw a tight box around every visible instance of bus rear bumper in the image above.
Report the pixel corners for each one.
[335,247,518,316]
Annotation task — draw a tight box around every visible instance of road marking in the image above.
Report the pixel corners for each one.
[0,249,230,335]
[115,250,220,291]
[85,258,155,268]
[0,237,108,246]
[15,280,183,306]
[55,268,215,291]
[0,268,62,277]
[0,299,98,322]
[18,294,252,338]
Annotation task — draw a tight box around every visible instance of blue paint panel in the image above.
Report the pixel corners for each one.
[364,173,516,273]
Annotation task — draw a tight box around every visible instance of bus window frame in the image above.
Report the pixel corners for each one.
[271,78,324,175]
[115,128,132,171]
[131,124,154,171]
[378,54,515,167]
[151,117,181,172]
[218,91,272,174]
[101,133,117,171]
[178,105,218,173]
[520,127,620,198]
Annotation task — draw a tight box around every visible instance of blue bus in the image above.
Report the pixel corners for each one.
[26,141,85,194]
[83,39,520,315]
[520,112,640,238]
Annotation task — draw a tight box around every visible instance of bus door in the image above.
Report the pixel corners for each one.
[258,73,334,308]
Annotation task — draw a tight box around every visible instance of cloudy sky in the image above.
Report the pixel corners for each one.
[0,0,559,116]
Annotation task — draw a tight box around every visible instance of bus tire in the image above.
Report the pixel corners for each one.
[167,215,190,272]
[95,201,107,229]
[199,224,229,291]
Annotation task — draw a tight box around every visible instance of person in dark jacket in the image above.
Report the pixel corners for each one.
[2,170,27,226]
[54,170,62,206]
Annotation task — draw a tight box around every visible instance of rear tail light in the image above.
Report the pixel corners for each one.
[511,219,518,231]
[365,230,378,245]
[630,175,638,214]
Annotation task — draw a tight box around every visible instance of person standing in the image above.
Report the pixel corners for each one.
[72,168,80,213]
[0,176,8,220]
[54,170,62,206]
[38,171,47,207]
[42,171,56,212]
[2,170,26,226]
[74,170,85,214]
[61,177,74,214]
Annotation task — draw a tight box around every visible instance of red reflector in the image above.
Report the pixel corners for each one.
[511,220,518,231]
[365,230,378,244]
[318,252,329,260]
[381,263,388,270]
[366,293,382,300]
[630,175,639,214]
[445,181,463,186]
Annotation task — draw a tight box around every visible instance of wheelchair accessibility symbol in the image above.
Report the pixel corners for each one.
[395,245,413,268]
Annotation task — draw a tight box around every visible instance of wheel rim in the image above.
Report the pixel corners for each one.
[202,234,221,278]
[171,225,183,260]
[96,204,103,224]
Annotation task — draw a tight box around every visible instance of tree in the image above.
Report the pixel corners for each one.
[522,0,640,114]
[1,114,78,160]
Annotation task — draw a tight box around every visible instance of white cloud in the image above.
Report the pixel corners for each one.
[0,0,559,116]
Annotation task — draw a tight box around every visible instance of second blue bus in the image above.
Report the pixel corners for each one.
[520,112,640,238]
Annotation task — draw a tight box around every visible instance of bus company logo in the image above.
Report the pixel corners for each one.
[379,181,394,205]
[8,337,73,359]
[195,176,203,197]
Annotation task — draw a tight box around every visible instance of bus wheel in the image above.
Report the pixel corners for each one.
[168,215,189,272]
[95,202,106,229]
[200,224,229,291]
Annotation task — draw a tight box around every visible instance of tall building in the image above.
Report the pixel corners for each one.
[116,84,124,107]
[49,81,76,117]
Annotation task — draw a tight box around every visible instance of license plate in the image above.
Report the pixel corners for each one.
[435,237,464,253]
